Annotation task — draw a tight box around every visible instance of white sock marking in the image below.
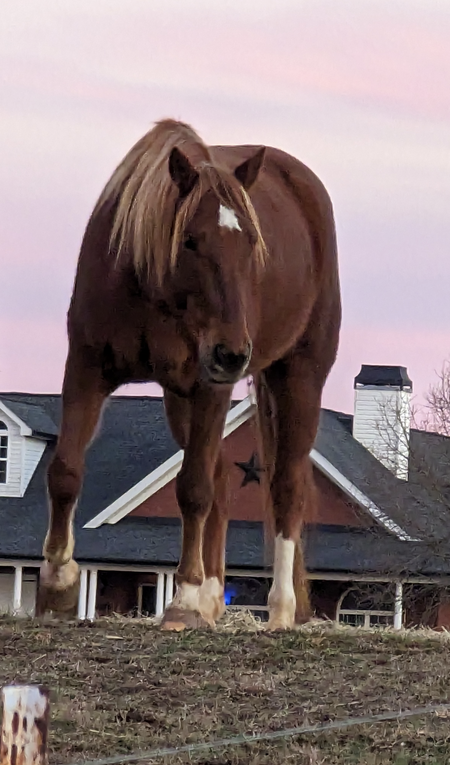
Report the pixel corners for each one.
[269,534,296,616]
[219,204,241,231]
[199,576,225,621]
[200,576,223,601]
[172,582,201,611]
[273,535,295,592]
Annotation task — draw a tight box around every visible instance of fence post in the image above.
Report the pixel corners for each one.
[1,685,49,765]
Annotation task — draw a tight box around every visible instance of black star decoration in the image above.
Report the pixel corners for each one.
[234,451,264,487]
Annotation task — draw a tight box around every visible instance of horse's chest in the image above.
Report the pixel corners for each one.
[144,320,199,392]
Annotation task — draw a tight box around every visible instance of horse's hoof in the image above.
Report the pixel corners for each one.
[160,606,215,631]
[266,608,296,631]
[36,560,80,617]
[266,620,294,632]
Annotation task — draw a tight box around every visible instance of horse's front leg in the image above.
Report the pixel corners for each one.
[199,452,229,624]
[36,347,111,617]
[161,385,231,631]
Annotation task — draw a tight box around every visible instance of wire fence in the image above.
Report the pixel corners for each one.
[2,685,450,765]
[62,702,450,765]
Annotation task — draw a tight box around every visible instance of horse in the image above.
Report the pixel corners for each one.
[37,118,341,631]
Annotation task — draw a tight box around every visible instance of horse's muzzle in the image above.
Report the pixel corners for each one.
[202,342,252,385]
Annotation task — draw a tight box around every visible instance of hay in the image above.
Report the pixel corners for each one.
[1,614,450,763]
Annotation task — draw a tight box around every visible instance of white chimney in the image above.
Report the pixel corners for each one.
[353,365,412,481]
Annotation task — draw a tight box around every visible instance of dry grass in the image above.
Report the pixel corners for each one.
[1,613,450,764]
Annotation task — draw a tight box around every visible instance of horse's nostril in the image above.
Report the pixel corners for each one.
[212,344,251,374]
[213,344,228,368]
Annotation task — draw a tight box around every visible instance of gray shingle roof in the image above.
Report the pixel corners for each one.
[0,397,59,438]
[318,409,450,544]
[0,393,450,576]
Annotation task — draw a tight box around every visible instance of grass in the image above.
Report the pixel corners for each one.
[1,613,450,764]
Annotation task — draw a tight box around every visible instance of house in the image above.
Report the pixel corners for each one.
[1,364,450,629]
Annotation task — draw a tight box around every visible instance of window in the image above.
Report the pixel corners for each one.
[225,576,271,621]
[0,421,8,484]
[139,584,157,616]
[337,584,395,629]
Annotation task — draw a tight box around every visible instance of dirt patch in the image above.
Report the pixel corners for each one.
[1,614,450,764]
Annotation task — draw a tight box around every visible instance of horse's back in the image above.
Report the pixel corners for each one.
[211,143,335,227]
[211,142,338,286]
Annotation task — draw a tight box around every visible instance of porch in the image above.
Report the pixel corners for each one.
[2,559,450,629]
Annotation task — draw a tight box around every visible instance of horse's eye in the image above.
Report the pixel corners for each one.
[184,235,197,251]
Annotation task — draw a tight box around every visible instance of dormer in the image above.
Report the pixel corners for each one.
[0,398,58,498]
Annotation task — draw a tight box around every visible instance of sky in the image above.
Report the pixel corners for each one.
[1,0,450,414]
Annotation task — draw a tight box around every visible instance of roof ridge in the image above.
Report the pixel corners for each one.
[1,397,52,408]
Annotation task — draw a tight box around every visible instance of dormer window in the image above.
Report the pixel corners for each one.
[0,421,8,483]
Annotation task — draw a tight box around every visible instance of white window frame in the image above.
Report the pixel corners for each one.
[0,421,8,485]
[137,582,159,616]
[337,586,395,629]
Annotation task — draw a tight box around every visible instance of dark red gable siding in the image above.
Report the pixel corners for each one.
[130,419,372,527]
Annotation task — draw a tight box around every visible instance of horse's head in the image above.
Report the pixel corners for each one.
[167,146,266,386]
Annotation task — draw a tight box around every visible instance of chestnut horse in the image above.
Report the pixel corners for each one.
[37,119,341,630]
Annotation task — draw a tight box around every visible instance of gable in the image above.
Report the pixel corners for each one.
[130,419,373,527]
[0,413,22,497]
[84,397,252,529]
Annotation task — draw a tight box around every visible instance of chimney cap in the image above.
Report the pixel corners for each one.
[354,364,413,391]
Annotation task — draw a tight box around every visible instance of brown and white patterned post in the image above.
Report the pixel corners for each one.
[1,685,49,765]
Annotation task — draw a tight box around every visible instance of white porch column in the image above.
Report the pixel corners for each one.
[156,572,165,617]
[13,565,23,614]
[394,581,403,630]
[165,573,174,607]
[77,568,88,620]
[86,569,98,621]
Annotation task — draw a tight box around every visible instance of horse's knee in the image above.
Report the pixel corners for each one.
[176,467,214,519]
[47,454,82,509]
[45,454,82,565]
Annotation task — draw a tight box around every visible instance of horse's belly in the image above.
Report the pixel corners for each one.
[249,275,316,370]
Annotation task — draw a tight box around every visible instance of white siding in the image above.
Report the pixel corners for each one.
[0,572,37,617]
[353,386,410,480]
[0,410,47,497]
[22,438,46,492]
[0,415,23,497]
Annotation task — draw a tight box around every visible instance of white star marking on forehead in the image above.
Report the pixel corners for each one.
[219,204,242,231]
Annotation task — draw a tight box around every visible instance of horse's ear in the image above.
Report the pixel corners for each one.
[169,147,199,198]
[234,147,265,190]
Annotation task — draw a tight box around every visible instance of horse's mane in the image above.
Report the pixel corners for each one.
[101,119,266,285]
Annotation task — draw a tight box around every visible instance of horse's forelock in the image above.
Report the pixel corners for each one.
[170,165,267,273]
[107,121,267,285]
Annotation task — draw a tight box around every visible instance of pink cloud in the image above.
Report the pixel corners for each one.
[1,0,450,417]
[325,325,450,414]
[3,2,450,126]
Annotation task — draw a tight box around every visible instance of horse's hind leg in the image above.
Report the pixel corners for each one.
[263,351,330,630]
[36,347,110,617]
